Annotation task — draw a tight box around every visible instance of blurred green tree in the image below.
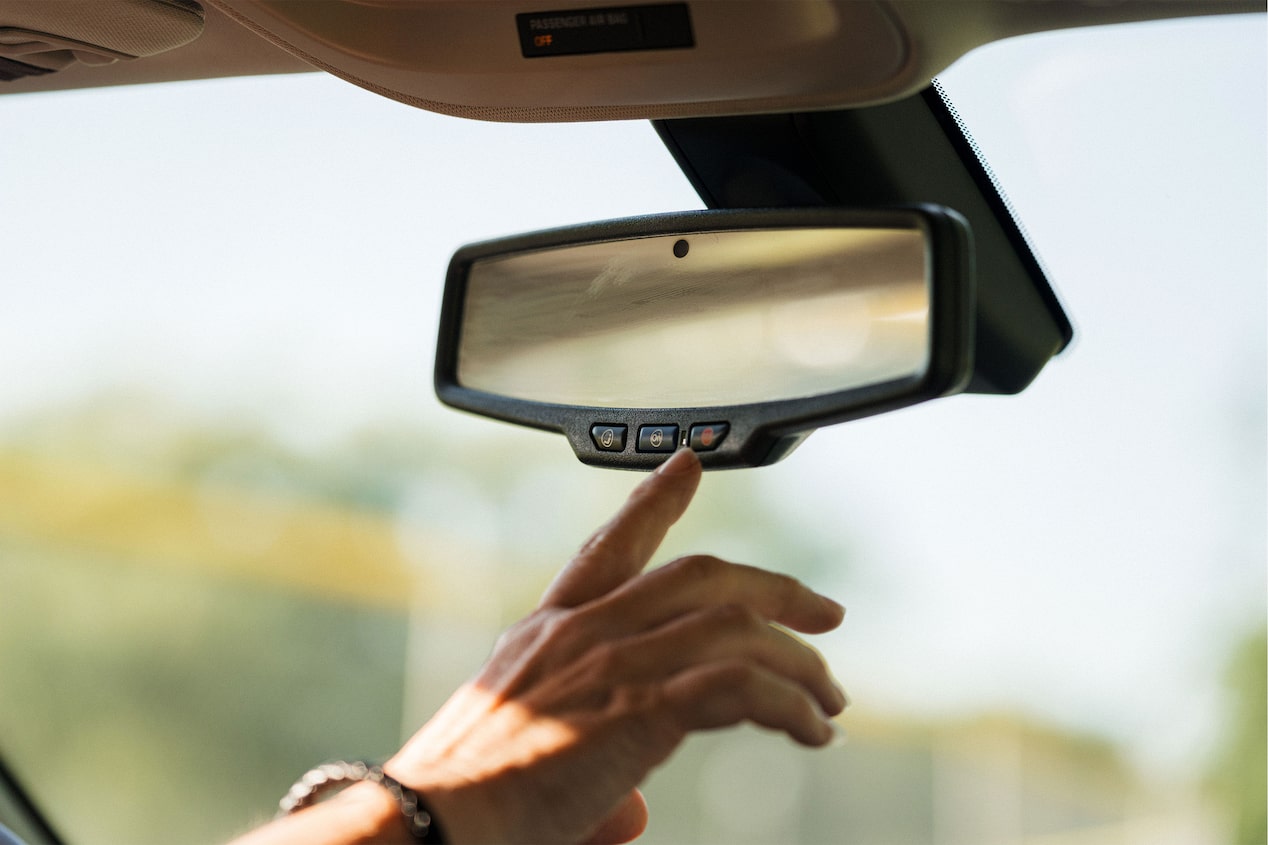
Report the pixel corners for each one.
[1209,625,1267,845]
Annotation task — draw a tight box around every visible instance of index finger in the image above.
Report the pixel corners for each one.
[541,448,702,609]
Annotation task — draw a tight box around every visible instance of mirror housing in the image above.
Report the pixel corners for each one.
[435,206,974,469]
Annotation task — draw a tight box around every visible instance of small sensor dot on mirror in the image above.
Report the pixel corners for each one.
[673,239,689,258]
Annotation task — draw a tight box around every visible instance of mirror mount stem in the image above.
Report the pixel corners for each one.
[654,83,1072,394]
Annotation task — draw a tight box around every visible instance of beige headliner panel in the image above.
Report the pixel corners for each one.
[208,0,1260,123]
[209,0,911,122]
[2,0,1259,118]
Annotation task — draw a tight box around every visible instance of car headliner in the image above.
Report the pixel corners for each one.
[1,0,1260,122]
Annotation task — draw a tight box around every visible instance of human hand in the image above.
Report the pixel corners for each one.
[387,448,848,844]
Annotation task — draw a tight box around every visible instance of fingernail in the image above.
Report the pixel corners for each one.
[822,595,846,617]
[824,680,849,714]
[826,720,848,748]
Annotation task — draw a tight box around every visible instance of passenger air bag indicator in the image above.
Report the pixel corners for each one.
[517,4,693,58]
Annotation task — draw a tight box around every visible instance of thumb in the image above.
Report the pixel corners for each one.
[583,790,649,845]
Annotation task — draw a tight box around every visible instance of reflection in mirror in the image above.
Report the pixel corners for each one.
[457,228,929,409]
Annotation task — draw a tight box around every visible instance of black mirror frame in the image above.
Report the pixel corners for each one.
[435,205,975,470]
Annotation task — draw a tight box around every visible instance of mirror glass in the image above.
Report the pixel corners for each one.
[457,227,929,409]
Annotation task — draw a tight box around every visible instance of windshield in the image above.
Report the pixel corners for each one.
[1,14,1263,845]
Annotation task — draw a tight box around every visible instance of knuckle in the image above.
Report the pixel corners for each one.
[608,681,662,715]
[492,614,542,652]
[537,608,588,651]
[614,683,684,751]
[707,602,764,633]
[699,663,757,719]
[770,570,804,596]
[768,571,808,611]
[667,553,726,583]
[585,641,628,678]
[709,659,760,691]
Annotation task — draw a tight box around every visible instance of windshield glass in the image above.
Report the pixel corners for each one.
[1,14,1263,845]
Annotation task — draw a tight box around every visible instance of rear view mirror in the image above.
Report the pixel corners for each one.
[435,207,974,469]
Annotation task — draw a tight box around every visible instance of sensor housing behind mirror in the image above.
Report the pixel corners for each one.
[436,207,974,469]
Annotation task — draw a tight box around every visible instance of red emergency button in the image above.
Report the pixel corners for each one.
[689,422,729,451]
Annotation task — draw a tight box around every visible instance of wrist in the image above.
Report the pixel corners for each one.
[273,761,451,844]
[332,782,418,845]
[381,765,507,845]
[229,781,416,845]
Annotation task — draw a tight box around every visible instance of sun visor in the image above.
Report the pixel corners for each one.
[0,0,204,81]
[207,0,1261,123]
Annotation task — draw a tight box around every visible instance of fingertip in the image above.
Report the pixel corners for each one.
[825,719,848,748]
[827,681,850,716]
[655,447,701,477]
[788,596,845,635]
[795,713,837,748]
[641,449,701,510]
[805,715,848,748]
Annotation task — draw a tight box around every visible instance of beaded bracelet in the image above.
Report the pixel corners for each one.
[278,760,447,844]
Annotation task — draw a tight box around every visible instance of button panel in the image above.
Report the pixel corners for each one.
[636,424,679,453]
[590,424,627,452]
[689,422,729,451]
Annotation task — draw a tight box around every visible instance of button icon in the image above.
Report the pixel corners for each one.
[590,424,627,452]
[689,422,729,452]
[637,424,679,453]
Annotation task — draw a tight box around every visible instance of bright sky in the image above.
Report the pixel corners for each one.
[2,13,1264,777]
